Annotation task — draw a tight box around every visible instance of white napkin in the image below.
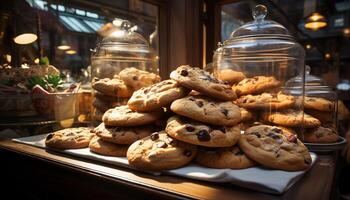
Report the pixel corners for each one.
[13,134,317,194]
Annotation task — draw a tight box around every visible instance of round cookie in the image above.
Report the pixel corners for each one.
[303,126,339,143]
[127,131,197,171]
[239,125,312,171]
[119,67,160,90]
[261,109,321,128]
[92,78,133,97]
[240,107,256,122]
[45,127,94,150]
[171,96,241,126]
[170,65,237,100]
[94,123,153,144]
[89,136,128,156]
[304,97,334,112]
[236,92,295,110]
[195,146,256,169]
[217,69,246,84]
[233,76,281,96]
[166,116,240,147]
[128,80,189,112]
[102,105,163,126]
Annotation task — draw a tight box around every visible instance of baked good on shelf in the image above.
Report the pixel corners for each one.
[239,107,256,122]
[45,127,94,149]
[170,65,237,100]
[92,78,133,97]
[236,92,295,110]
[233,76,281,96]
[239,125,312,171]
[127,131,197,171]
[119,67,160,90]
[165,116,240,147]
[94,123,153,144]
[195,146,256,169]
[305,109,333,124]
[103,105,163,126]
[261,109,321,128]
[128,80,189,112]
[217,69,246,84]
[171,95,241,126]
[303,126,339,143]
[89,136,128,156]
[304,97,333,112]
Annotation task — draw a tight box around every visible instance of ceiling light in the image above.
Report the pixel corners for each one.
[66,50,77,55]
[57,45,71,50]
[325,53,331,59]
[306,44,312,50]
[14,33,37,44]
[305,12,327,31]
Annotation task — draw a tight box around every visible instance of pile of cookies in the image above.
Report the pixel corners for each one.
[91,67,160,121]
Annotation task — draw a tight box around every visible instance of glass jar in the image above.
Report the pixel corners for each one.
[215,5,307,135]
[90,20,159,122]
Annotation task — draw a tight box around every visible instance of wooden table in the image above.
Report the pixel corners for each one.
[0,139,335,200]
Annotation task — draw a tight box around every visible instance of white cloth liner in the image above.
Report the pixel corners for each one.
[13,134,317,194]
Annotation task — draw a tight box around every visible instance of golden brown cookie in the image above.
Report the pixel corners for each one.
[166,116,241,147]
[303,126,339,143]
[239,125,312,171]
[119,67,160,90]
[127,131,197,171]
[217,69,246,84]
[45,127,94,150]
[305,109,334,124]
[236,92,295,110]
[89,136,128,156]
[92,78,133,97]
[240,108,256,122]
[233,76,281,96]
[304,97,334,112]
[195,146,256,169]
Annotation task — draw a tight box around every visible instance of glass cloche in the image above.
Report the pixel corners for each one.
[90,20,159,122]
[215,5,308,136]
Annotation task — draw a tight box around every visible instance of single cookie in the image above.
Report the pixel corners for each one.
[217,69,246,84]
[303,126,339,143]
[119,67,160,90]
[92,78,133,97]
[166,116,240,147]
[127,131,197,171]
[304,97,334,112]
[236,92,295,110]
[45,127,94,149]
[170,65,237,100]
[171,96,241,126]
[233,76,281,96]
[195,146,256,169]
[94,123,153,144]
[103,105,163,126]
[89,136,128,156]
[239,125,312,171]
[128,80,189,112]
[240,107,256,122]
[261,109,321,128]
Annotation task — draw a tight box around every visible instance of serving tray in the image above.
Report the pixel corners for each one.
[304,136,347,153]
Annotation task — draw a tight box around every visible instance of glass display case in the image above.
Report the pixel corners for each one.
[90,20,160,122]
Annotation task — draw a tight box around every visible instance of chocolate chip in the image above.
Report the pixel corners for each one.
[220,126,226,133]
[169,139,178,146]
[132,76,138,80]
[150,132,159,141]
[112,133,116,137]
[251,132,261,138]
[183,150,192,157]
[267,132,280,140]
[197,130,211,141]
[188,96,196,101]
[220,108,228,116]
[180,70,189,76]
[46,134,53,140]
[271,128,282,134]
[305,159,311,165]
[195,100,204,107]
[157,141,168,148]
[234,148,243,155]
[185,125,195,132]
[138,141,143,145]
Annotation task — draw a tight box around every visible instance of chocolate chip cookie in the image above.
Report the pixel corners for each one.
[303,126,339,143]
[217,69,246,84]
[171,96,241,126]
[119,67,160,90]
[94,123,153,144]
[170,65,237,100]
[45,127,94,149]
[166,116,240,147]
[128,80,190,112]
[92,78,133,97]
[127,131,197,171]
[261,109,321,128]
[304,97,334,112]
[239,125,312,171]
[195,146,256,169]
[233,76,281,96]
[103,105,163,126]
[89,136,128,156]
[236,92,295,110]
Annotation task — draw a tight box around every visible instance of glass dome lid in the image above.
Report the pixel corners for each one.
[285,65,325,87]
[228,4,292,40]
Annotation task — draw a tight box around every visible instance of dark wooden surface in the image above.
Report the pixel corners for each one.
[0,139,335,200]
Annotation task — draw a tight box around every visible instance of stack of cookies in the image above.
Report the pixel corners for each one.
[91,67,160,121]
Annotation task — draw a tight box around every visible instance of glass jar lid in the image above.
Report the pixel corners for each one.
[285,65,325,87]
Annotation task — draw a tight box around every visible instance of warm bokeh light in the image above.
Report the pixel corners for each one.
[344,28,350,36]
[325,53,331,59]
[305,12,327,30]
[57,45,71,50]
[306,44,311,49]
[13,33,37,44]
[66,50,77,54]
